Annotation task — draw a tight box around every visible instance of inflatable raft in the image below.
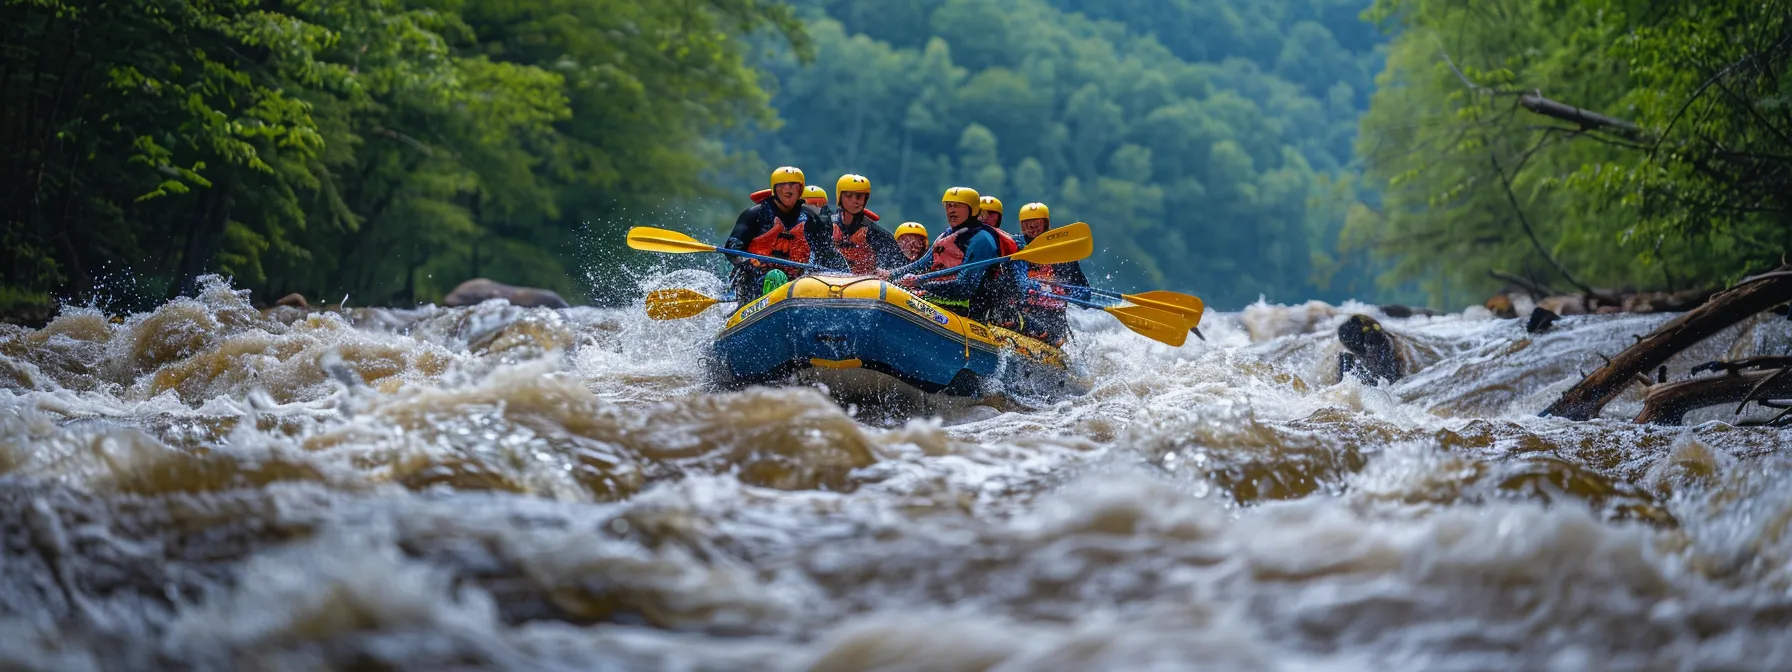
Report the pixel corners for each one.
[706,274,1090,399]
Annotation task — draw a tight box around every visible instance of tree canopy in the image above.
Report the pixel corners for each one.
[722,0,1391,308]
[1,0,805,313]
[1347,0,1792,306]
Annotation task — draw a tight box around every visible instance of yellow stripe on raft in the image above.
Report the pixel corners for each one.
[810,357,863,369]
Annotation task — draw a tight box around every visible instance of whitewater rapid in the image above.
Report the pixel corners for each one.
[2,275,1790,671]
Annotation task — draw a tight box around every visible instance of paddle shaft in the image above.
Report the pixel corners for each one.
[1041,279,1117,299]
[1049,292,1113,311]
[718,247,839,273]
[908,253,1022,282]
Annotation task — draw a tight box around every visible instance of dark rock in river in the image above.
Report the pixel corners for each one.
[1484,294,1518,319]
[1526,307,1559,334]
[275,293,311,310]
[1337,314,1404,386]
[1380,304,1438,319]
[444,278,571,309]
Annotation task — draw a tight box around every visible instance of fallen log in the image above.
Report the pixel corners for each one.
[1540,268,1792,420]
[1636,368,1792,425]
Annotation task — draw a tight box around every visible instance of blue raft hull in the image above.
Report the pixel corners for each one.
[707,276,1085,398]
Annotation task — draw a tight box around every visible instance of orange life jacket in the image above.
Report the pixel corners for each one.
[832,222,878,274]
[991,227,1018,252]
[927,222,1017,279]
[744,206,812,263]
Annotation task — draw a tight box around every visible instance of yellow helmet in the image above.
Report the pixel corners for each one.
[1018,202,1050,221]
[895,222,928,239]
[942,186,982,215]
[770,165,805,188]
[835,173,871,196]
[803,185,827,201]
[979,196,1003,214]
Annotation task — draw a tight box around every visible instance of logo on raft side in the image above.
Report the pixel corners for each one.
[905,297,951,326]
[740,296,771,321]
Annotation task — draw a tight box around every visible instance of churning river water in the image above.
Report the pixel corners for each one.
[2,274,1791,671]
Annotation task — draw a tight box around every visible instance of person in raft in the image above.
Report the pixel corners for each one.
[976,195,1022,250]
[724,166,838,303]
[893,222,929,263]
[803,185,829,208]
[885,186,1024,329]
[1013,202,1091,346]
[818,174,907,275]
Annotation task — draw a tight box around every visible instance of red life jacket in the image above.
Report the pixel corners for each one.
[927,222,1017,279]
[991,227,1018,252]
[832,221,878,274]
[744,205,812,263]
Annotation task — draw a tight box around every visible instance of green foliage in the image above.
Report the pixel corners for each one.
[0,0,805,310]
[729,0,1391,308]
[1350,0,1792,306]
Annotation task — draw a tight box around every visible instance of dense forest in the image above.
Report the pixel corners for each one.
[726,0,1390,308]
[3,0,1785,315]
[1350,0,1792,305]
[0,0,1392,314]
[1,0,807,313]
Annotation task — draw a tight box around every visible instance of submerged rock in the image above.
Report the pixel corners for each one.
[275,293,311,310]
[443,278,571,309]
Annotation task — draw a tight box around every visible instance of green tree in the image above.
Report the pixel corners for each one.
[1346,0,1791,306]
[731,0,1391,308]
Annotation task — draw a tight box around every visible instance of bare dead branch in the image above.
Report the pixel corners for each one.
[1518,93,1643,138]
[1488,151,1603,298]
[1543,268,1792,420]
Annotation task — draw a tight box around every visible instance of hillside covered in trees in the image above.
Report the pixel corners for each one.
[1,0,807,313]
[2,0,1397,314]
[729,0,1391,308]
[1349,0,1792,306]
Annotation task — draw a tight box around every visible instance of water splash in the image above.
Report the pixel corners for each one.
[1,273,1790,669]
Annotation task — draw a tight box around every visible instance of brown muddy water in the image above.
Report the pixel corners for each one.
[2,274,1791,671]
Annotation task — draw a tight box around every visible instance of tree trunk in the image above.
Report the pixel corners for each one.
[1636,369,1792,425]
[1540,268,1792,420]
[172,185,231,298]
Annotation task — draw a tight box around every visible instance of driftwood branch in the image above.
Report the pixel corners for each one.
[1489,152,1606,299]
[1636,368,1792,425]
[1518,93,1643,139]
[1490,269,1555,299]
[1540,269,1792,420]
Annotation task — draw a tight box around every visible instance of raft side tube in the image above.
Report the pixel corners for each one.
[712,275,1070,396]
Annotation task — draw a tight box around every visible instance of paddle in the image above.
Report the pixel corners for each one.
[626,226,841,273]
[644,288,729,320]
[906,222,1092,282]
[1049,292,1190,347]
[1040,280,1208,341]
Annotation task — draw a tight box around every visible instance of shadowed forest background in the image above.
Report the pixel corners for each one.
[3,0,1787,315]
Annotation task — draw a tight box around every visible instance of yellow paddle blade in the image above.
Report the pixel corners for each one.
[627,227,718,254]
[1012,222,1093,266]
[644,288,721,320]
[1107,304,1189,347]
[1125,290,1205,328]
